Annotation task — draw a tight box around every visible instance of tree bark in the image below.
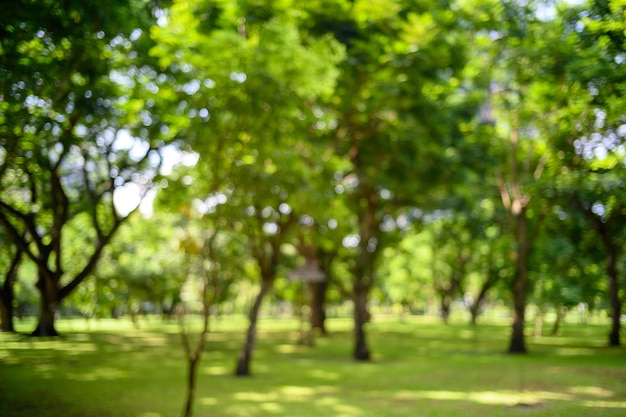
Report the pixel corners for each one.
[508,212,529,354]
[470,281,493,326]
[235,279,273,376]
[440,295,451,325]
[352,283,370,361]
[0,250,21,333]
[470,246,500,325]
[32,270,60,337]
[309,281,327,335]
[551,305,565,336]
[182,355,199,417]
[0,299,14,333]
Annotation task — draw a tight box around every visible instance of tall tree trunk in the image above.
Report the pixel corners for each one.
[235,279,272,376]
[309,281,327,335]
[509,212,529,354]
[352,282,370,361]
[606,244,621,347]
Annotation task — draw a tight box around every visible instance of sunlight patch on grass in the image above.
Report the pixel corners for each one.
[138,333,171,346]
[309,369,342,381]
[233,391,278,402]
[67,367,127,381]
[139,413,162,417]
[570,386,614,398]
[199,397,218,405]
[275,344,298,354]
[317,397,363,416]
[261,402,284,413]
[394,389,573,405]
[555,347,599,356]
[3,340,97,353]
[202,365,229,375]
[279,385,316,398]
[583,400,626,408]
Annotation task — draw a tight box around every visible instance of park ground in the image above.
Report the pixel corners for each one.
[0,314,625,417]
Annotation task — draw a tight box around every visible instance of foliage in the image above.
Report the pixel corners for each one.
[1,0,624,353]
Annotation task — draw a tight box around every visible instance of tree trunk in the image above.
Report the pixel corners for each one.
[0,300,14,333]
[32,272,60,337]
[309,281,327,335]
[182,355,199,417]
[0,250,21,333]
[440,295,451,325]
[470,248,500,326]
[551,305,564,336]
[235,280,272,376]
[352,283,370,361]
[470,282,492,326]
[606,245,621,347]
[508,213,529,354]
[0,281,15,333]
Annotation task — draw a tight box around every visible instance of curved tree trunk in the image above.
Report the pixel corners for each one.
[235,279,272,376]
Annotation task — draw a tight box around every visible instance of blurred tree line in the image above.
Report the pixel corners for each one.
[1,0,625,369]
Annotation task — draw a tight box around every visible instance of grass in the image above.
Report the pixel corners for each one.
[0,314,625,417]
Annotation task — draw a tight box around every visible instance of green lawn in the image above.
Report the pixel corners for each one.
[1,315,625,417]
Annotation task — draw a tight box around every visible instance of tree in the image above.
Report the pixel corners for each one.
[175,208,241,417]
[558,0,626,347]
[478,0,581,353]
[307,0,476,360]
[0,0,170,335]
[150,0,344,376]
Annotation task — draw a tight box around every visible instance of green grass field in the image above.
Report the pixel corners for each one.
[1,315,625,417]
